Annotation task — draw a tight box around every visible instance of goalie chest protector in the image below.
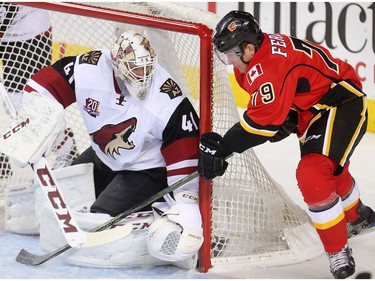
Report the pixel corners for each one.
[72,50,186,172]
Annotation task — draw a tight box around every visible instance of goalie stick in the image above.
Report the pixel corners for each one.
[16,170,202,265]
[0,77,134,248]
[33,156,133,248]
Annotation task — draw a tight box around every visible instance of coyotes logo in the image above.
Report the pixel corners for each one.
[90,117,137,158]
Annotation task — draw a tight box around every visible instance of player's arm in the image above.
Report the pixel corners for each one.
[222,122,269,153]
[197,125,268,179]
[198,111,274,180]
[24,56,77,108]
[160,97,200,204]
[199,74,296,179]
[222,108,298,150]
[269,109,298,142]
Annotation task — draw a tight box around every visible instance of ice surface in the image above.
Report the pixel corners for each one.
[1,132,374,279]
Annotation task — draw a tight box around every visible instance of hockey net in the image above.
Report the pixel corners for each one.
[0,2,323,273]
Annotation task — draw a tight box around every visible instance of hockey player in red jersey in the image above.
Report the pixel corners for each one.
[24,31,203,263]
[198,10,374,279]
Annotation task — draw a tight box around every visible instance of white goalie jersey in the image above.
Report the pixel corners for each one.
[24,49,200,191]
[20,48,203,265]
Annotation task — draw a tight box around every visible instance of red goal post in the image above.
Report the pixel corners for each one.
[0,2,323,274]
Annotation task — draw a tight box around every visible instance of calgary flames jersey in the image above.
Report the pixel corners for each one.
[24,49,199,189]
[235,33,364,138]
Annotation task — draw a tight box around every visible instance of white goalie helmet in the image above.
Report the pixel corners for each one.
[111,31,158,99]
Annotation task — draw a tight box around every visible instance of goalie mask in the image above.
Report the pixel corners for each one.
[111,31,158,100]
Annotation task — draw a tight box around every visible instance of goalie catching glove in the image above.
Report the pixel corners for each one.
[0,91,65,167]
[146,202,203,262]
[198,132,232,179]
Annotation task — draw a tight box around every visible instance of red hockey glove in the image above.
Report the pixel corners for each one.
[198,132,231,179]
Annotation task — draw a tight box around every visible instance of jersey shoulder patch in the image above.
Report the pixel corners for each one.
[160,78,182,99]
[79,50,103,65]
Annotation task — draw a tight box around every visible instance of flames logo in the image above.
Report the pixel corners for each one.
[228,22,237,32]
[90,117,137,158]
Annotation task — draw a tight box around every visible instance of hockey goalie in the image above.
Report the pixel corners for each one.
[0,30,203,269]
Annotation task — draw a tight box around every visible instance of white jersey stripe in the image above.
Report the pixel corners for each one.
[167,159,198,171]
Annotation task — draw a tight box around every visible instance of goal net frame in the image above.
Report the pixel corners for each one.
[0,1,323,274]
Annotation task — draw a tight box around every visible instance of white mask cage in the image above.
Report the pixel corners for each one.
[111,31,158,99]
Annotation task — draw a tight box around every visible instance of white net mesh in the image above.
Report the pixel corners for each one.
[0,2,322,270]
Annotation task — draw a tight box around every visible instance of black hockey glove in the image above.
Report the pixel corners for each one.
[269,110,298,143]
[198,132,231,180]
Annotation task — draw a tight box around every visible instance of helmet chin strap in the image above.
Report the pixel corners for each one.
[240,56,250,64]
[236,52,250,64]
[231,45,250,64]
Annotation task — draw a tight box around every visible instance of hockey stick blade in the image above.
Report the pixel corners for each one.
[16,244,71,266]
[83,223,133,248]
[15,223,133,265]
[16,170,201,265]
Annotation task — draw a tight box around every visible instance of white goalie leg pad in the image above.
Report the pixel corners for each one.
[5,180,39,234]
[40,208,197,269]
[5,162,95,235]
[30,162,95,236]
[35,162,96,215]
[0,91,65,167]
[49,162,96,212]
[146,203,203,262]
